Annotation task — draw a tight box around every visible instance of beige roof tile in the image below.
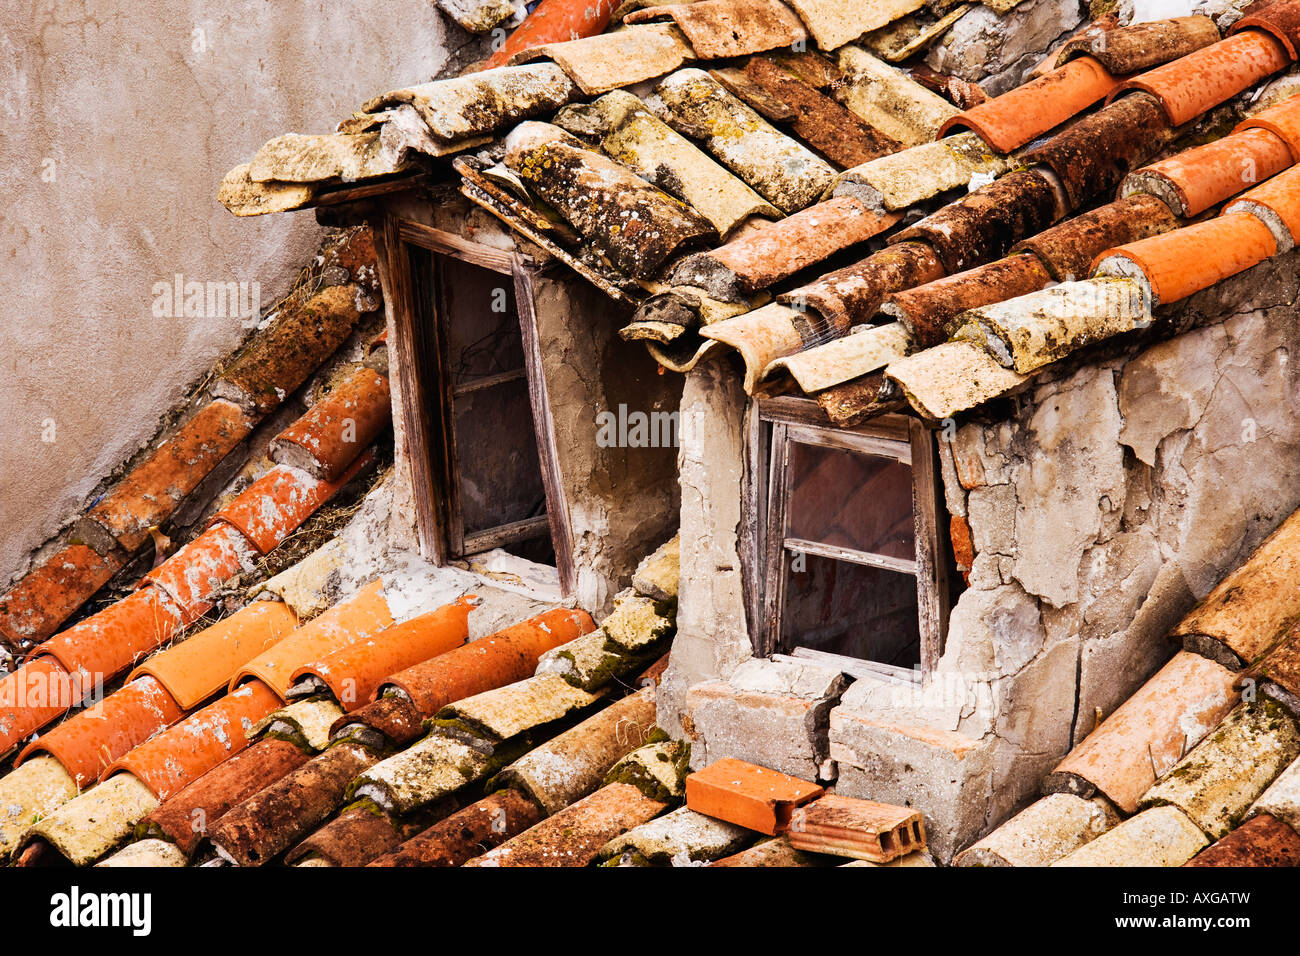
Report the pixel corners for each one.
[626,0,808,58]
[511,23,694,95]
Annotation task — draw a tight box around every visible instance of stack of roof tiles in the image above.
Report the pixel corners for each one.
[954,504,1300,867]
[224,0,1300,432]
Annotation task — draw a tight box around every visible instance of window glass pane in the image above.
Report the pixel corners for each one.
[436,258,526,385]
[779,551,920,667]
[785,440,915,561]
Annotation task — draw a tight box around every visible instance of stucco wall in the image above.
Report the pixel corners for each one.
[0,0,454,583]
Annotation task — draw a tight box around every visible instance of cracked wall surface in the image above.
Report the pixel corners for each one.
[0,0,454,585]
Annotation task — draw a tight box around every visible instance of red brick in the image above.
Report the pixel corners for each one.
[785,793,926,863]
[685,757,824,835]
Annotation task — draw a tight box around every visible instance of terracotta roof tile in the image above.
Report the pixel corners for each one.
[1184,812,1300,866]
[104,679,282,800]
[1013,193,1182,280]
[1236,89,1300,159]
[941,56,1123,154]
[288,596,474,710]
[351,732,498,815]
[216,164,317,217]
[710,835,828,866]
[437,670,605,743]
[765,321,908,397]
[509,22,694,95]
[685,757,823,835]
[830,133,1007,216]
[954,793,1119,867]
[367,789,544,866]
[884,339,1028,421]
[834,47,960,148]
[0,658,82,759]
[464,781,666,866]
[784,0,925,50]
[284,795,456,867]
[625,0,808,59]
[1044,650,1238,814]
[1225,162,1300,250]
[484,0,620,70]
[1109,29,1290,127]
[140,522,258,625]
[269,367,390,481]
[778,241,945,334]
[0,545,125,649]
[250,697,343,751]
[332,694,426,749]
[1051,805,1207,866]
[1248,621,1300,712]
[1056,15,1222,74]
[1230,0,1300,59]
[139,737,312,856]
[699,304,815,394]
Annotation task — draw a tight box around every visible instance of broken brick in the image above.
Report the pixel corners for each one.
[685,757,824,835]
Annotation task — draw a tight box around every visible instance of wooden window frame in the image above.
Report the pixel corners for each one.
[382,215,576,595]
[745,395,949,679]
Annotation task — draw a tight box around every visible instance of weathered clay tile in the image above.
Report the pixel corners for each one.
[685,757,823,835]
[0,659,82,759]
[435,0,518,33]
[1230,1,1300,58]
[0,756,77,856]
[954,793,1120,867]
[535,618,673,690]
[464,781,667,866]
[1093,212,1278,306]
[652,69,836,213]
[952,276,1151,374]
[1056,15,1222,74]
[141,522,259,625]
[599,805,751,865]
[1250,748,1300,833]
[1225,162,1300,250]
[552,90,780,238]
[834,47,960,147]
[671,197,900,302]
[779,241,945,332]
[490,687,657,814]
[1184,813,1300,866]
[711,835,828,866]
[1013,193,1181,280]
[252,698,344,752]
[941,57,1122,154]
[362,64,578,144]
[16,677,183,789]
[289,597,474,710]
[368,789,543,866]
[1021,91,1174,209]
[247,132,406,185]
[698,304,811,395]
[208,740,380,866]
[0,545,125,649]
[505,122,714,279]
[331,694,426,749]
[605,739,691,802]
[884,340,1028,421]
[510,22,693,95]
[438,671,605,743]
[1044,651,1239,814]
[890,169,1062,273]
[97,837,189,868]
[284,796,455,867]
[765,322,909,395]
[1168,509,1300,667]
[881,253,1053,348]
[742,58,900,168]
[1109,29,1289,126]
[229,578,395,697]
[127,600,297,712]
[830,133,1007,216]
[212,284,369,415]
[1235,89,1300,160]
[1249,622,1300,713]
[269,367,390,481]
[631,533,679,602]
[784,0,926,50]
[17,774,159,867]
[784,793,926,862]
[1122,127,1293,218]
[350,732,495,814]
[217,164,316,217]
[138,737,312,856]
[251,538,345,620]
[1139,698,1300,838]
[484,0,619,69]
[31,585,184,688]
[1051,805,1207,866]
[625,0,808,58]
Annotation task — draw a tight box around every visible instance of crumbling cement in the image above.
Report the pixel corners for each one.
[926,0,1088,95]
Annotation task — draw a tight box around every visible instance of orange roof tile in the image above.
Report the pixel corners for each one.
[484,0,619,70]
[0,658,81,757]
[268,367,390,481]
[1230,0,1300,59]
[140,522,257,625]
[1235,91,1300,160]
[0,545,124,649]
[30,585,184,685]
[1123,126,1294,217]
[1225,162,1300,249]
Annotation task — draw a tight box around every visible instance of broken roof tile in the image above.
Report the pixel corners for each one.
[436,0,519,33]
[863,4,971,65]
[1094,211,1278,307]
[1013,193,1182,281]
[1139,698,1300,839]
[625,0,808,58]
[510,22,694,95]
[670,196,900,301]
[217,164,316,217]
[269,367,391,481]
[0,756,77,857]
[765,321,909,394]
[1235,89,1300,159]
[940,56,1122,154]
[834,46,960,147]
[652,68,837,213]
[1052,805,1207,867]
[829,131,1008,214]
[1169,508,1300,666]
[1056,15,1222,74]
[209,740,380,866]
[1110,29,1289,126]
[465,781,667,866]
[699,303,813,394]
[0,545,124,649]
[362,64,578,144]
[505,121,715,279]
[139,737,311,856]
[785,0,926,50]
[954,793,1119,867]
[288,597,474,710]
[785,794,926,862]
[1123,126,1294,218]
[1184,812,1300,866]
[485,0,620,69]
[105,679,282,800]
[18,773,159,867]
[779,241,945,331]
[884,339,1028,421]
[631,533,679,602]
[1044,651,1239,814]
[553,90,780,238]
[741,57,901,168]
[247,132,406,185]
[141,521,259,625]
[1230,0,1300,59]
[685,757,823,835]
[490,687,657,814]
[952,275,1151,374]
[1224,162,1300,251]
[881,253,1053,349]
[369,788,543,866]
